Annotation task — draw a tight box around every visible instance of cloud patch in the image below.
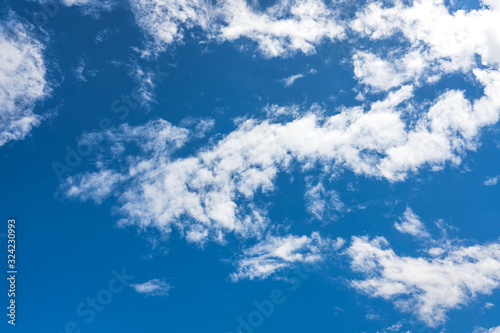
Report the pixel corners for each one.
[347,236,500,327]
[63,75,500,245]
[0,13,49,147]
[304,180,345,221]
[132,278,172,296]
[231,232,345,281]
[484,175,499,186]
[129,0,345,57]
[394,207,430,239]
[475,326,500,333]
[351,0,500,92]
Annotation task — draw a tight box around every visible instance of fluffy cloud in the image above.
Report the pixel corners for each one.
[231,232,345,281]
[60,0,95,5]
[63,71,500,243]
[352,50,428,92]
[72,57,98,82]
[132,278,172,296]
[129,0,344,57]
[348,2,500,179]
[394,207,430,239]
[347,236,500,327]
[59,3,500,303]
[379,69,500,180]
[0,13,49,147]
[65,170,127,204]
[351,0,500,90]
[123,0,500,183]
[127,0,500,66]
[282,73,304,87]
[61,91,405,244]
[218,0,344,57]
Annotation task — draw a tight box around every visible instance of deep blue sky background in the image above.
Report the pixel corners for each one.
[1,0,499,332]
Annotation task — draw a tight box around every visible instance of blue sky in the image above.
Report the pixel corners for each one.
[1,0,500,332]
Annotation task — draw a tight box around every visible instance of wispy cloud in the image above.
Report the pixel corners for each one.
[231,232,344,281]
[72,57,98,82]
[282,73,304,87]
[351,0,500,91]
[484,175,500,186]
[304,180,345,221]
[129,0,345,57]
[59,0,115,16]
[132,279,172,296]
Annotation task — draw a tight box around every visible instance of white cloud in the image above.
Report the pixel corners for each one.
[62,119,190,203]
[60,0,94,5]
[60,95,403,243]
[304,180,345,221]
[231,232,344,281]
[351,0,500,90]
[352,52,405,91]
[129,0,213,53]
[129,0,344,57]
[60,2,500,277]
[132,278,172,296]
[379,71,500,180]
[72,57,98,82]
[484,175,499,186]
[0,13,49,147]
[347,1,500,178]
[475,326,500,333]
[63,74,500,243]
[193,118,215,137]
[51,0,115,14]
[365,313,380,321]
[352,50,427,91]
[382,321,404,332]
[262,104,300,118]
[394,207,430,239]
[122,0,500,188]
[65,170,126,204]
[484,302,494,309]
[218,0,344,57]
[347,236,500,327]
[281,68,317,87]
[282,73,304,87]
